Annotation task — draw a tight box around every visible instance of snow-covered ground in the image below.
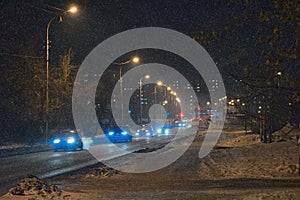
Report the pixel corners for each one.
[2,123,300,199]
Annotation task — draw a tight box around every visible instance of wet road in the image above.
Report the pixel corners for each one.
[0,128,193,195]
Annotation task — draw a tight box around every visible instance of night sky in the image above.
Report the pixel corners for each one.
[1,0,222,65]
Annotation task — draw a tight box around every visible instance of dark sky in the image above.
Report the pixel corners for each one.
[0,0,223,64]
[3,0,297,98]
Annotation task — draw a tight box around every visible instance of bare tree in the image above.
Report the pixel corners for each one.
[194,0,299,139]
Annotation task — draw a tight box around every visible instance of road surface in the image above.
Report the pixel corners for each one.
[0,127,195,195]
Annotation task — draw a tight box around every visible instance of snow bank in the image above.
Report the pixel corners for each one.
[8,176,61,198]
[272,123,299,142]
[217,134,260,147]
[84,165,121,178]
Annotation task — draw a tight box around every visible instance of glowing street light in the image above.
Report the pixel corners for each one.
[45,5,78,143]
[277,71,282,89]
[277,71,282,76]
[154,81,163,104]
[157,81,163,86]
[140,75,150,124]
[144,74,150,79]
[113,56,140,122]
[68,6,78,14]
[132,56,140,64]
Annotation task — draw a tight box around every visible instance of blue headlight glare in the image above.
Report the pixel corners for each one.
[121,131,128,135]
[108,131,114,136]
[157,128,162,134]
[165,129,170,135]
[67,137,75,144]
[53,139,61,144]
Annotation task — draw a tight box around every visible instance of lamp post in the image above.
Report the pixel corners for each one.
[154,81,163,104]
[277,71,282,88]
[139,75,150,124]
[113,56,140,123]
[45,6,78,143]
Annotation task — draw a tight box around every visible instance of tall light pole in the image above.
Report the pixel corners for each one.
[154,81,163,104]
[139,75,150,124]
[113,56,140,123]
[277,71,282,91]
[45,6,78,143]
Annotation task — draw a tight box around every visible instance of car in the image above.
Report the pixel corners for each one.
[174,118,191,128]
[51,130,83,151]
[155,124,174,136]
[105,125,133,143]
[134,124,154,138]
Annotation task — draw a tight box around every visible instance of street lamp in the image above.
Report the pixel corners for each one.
[68,6,78,14]
[154,81,163,104]
[277,71,282,89]
[45,5,78,143]
[139,75,150,124]
[113,56,140,122]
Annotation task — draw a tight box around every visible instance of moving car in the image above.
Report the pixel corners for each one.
[155,125,174,136]
[174,118,192,128]
[51,130,83,151]
[134,124,154,138]
[105,125,133,143]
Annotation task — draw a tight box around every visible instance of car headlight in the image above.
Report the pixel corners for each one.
[164,129,170,135]
[121,131,128,135]
[146,132,151,136]
[135,132,139,136]
[108,131,114,136]
[157,128,162,134]
[53,138,61,144]
[67,137,75,144]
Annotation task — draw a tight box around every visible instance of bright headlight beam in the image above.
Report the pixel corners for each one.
[165,129,170,135]
[53,139,60,144]
[67,137,75,144]
[108,131,114,136]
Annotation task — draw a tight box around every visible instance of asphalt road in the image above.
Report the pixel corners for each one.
[0,129,189,196]
[0,149,97,195]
